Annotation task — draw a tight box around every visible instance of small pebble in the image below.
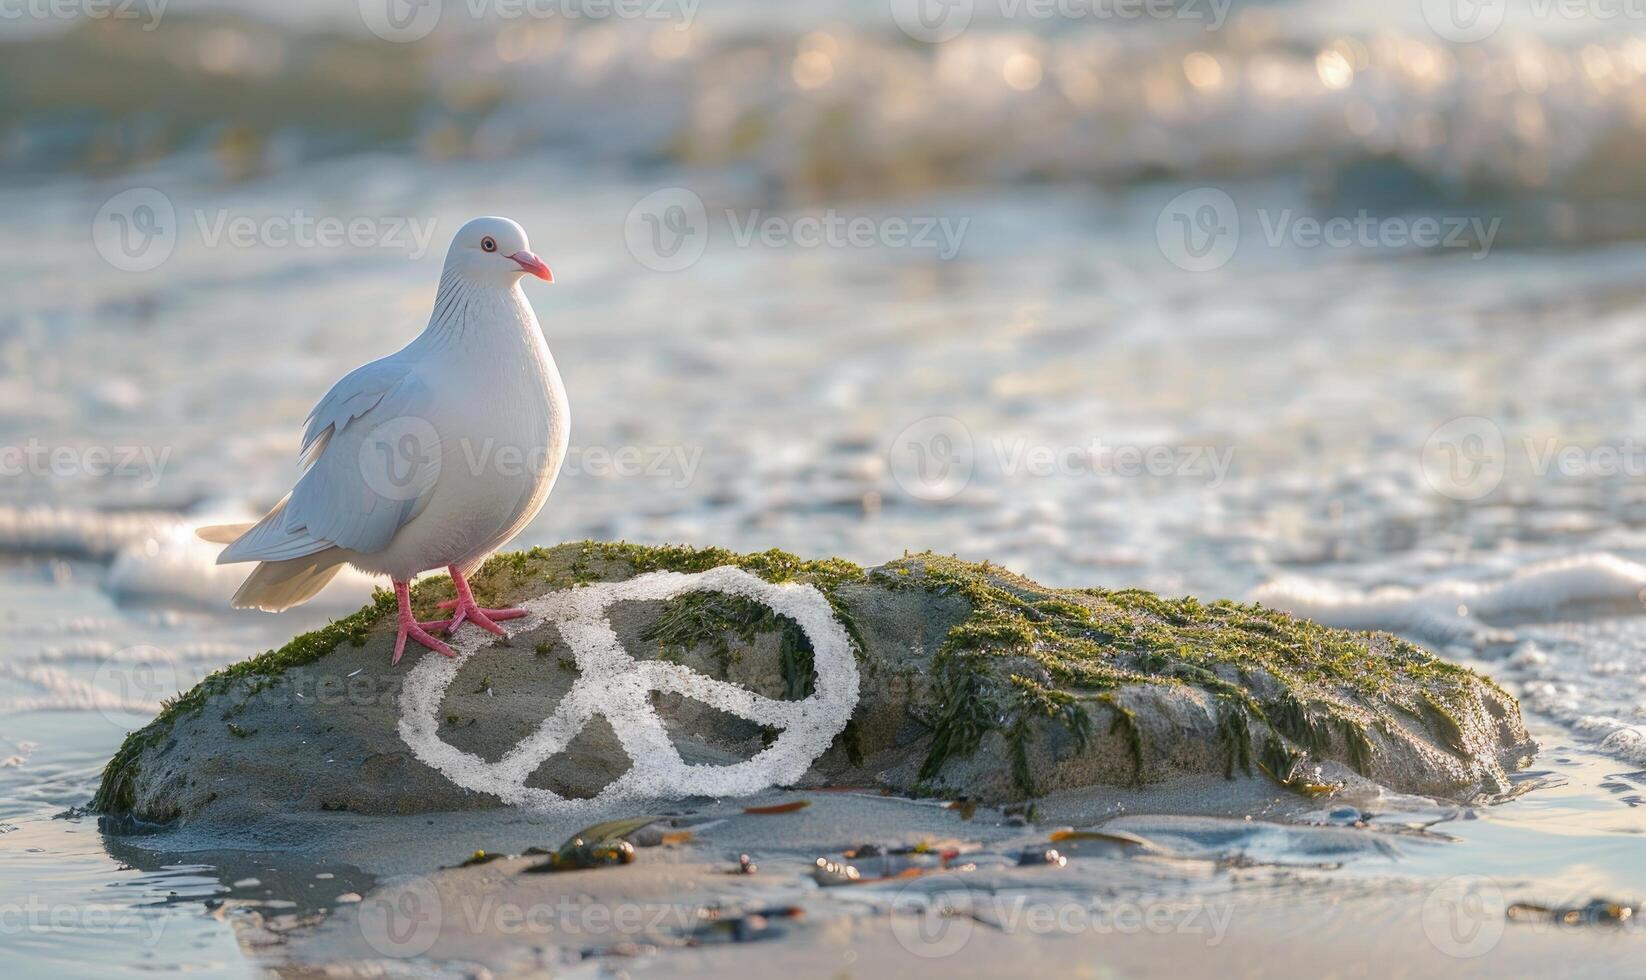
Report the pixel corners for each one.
[1017,848,1067,868]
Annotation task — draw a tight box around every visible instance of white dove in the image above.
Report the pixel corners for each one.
[203,216,568,665]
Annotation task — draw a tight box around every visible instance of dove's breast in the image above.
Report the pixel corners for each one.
[350,305,569,580]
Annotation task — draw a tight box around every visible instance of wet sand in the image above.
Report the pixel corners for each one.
[92,718,1643,977]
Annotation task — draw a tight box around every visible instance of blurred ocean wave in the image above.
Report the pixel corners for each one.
[9,3,1646,769]
[8,9,1646,242]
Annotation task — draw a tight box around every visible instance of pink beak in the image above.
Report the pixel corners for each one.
[510,250,553,282]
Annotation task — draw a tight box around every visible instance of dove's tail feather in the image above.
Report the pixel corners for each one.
[196,522,256,545]
[231,553,347,612]
[215,494,334,565]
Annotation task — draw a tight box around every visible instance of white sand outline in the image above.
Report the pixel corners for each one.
[398,566,860,809]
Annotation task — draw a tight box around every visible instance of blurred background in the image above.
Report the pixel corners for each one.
[6,0,1646,968]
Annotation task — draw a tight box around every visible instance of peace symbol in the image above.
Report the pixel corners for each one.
[397,566,861,809]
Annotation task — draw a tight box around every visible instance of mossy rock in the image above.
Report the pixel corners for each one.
[92,542,1534,825]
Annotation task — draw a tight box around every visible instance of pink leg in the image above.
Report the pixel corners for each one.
[392,580,456,666]
[435,566,527,637]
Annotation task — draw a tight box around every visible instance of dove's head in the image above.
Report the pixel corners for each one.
[443,216,553,286]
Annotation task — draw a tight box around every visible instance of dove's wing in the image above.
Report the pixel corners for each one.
[218,354,439,563]
[300,356,418,464]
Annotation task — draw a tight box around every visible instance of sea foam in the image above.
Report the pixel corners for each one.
[106,520,376,612]
[1253,554,1646,645]
[1257,554,1646,767]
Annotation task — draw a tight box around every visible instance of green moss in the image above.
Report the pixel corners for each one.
[93,541,873,815]
[92,541,1511,814]
[91,589,398,813]
[1258,735,1301,783]
[505,544,1497,800]
[1266,691,1345,755]
[641,592,815,697]
[1420,693,1471,757]
[1339,717,1376,775]
[563,540,864,593]
[838,717,865,767]
[571,541,869,660]
[1000,676,1093,796]
[1217,700,1254,779]
[890,552,1494,798]
[917,652,996,782]
[1099,693,1145,786]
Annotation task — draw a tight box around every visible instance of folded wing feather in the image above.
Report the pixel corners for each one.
[217,353,437,564]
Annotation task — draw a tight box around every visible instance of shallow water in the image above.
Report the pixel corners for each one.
[7,161,1646,970]
[6,1,1646,973]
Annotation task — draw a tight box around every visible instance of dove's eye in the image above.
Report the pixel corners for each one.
[481,236,497,252]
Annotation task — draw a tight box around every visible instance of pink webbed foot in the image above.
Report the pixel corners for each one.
[391,580,456,666]
[436,566,528,637]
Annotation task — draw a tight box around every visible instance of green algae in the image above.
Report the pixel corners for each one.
[559,540,864,595]
[564,541,870,662]
[641,592,816,699]
[1419,694,1471,758]
[1258,735,1302,783]
[1339,717,1376,775]
[92,541,869,815]
[884,552,1495,797]
[1216,701,1255,779]
[92,541,1517,815]
[1098,692,1144,787]
[91,589,400,813]
[1003,676,1093,797]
